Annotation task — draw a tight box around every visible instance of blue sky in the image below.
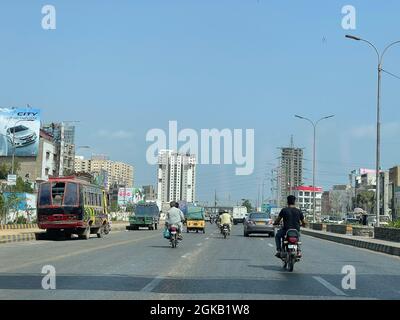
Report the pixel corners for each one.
[0,1,399,204]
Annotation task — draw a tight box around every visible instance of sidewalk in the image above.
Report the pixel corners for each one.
[303,228,400,257]
[0,222,129,245]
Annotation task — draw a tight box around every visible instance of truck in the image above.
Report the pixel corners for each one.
[127,202,160,231]
[232,206,248,225]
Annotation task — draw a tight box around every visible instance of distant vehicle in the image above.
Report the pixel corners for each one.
[37,176,110,240]
[7,125,37,148]
[244,212,274,237]
[233,206,248,225]
[127,203,160,231]
[325,216,344,224]
[185,204,206,234]
[344,217,360,225]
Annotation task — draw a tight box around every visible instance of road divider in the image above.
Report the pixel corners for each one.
[303,228,400,257]
[0,222,129,245]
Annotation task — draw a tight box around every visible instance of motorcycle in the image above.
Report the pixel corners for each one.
[168,225,179,248]
[103,222,111,235]
[280,229,302,272]
[221,224,230,239]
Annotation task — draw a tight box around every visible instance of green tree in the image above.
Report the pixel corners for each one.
[356,191,375,215]
[242,199,253,213]
[126,203,135,213]
[14,177,33,193]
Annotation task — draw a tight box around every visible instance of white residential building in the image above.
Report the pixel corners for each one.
[157,150,196,211]
[293,186,323,218]
[74,155,134,190]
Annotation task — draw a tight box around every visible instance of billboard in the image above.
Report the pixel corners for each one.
[118,187,144,206]
[0,108,41,157]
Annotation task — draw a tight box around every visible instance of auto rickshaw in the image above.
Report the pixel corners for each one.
[185,205,206,234]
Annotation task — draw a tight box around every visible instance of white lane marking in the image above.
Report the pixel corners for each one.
[205,237,210,240]
[141,276,164,293]
[181,253,191,259]
[197,243,203,247]
[313,277,347,297]
[268,244,274,248]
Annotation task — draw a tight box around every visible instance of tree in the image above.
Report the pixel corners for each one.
[356,191,375,215]
[126,203,135,213]
[0,160,22,179]
[14,177,33,193]
[330,190,351,218]
[242,199,253,213]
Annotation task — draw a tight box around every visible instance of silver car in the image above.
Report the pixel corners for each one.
[244,212,274,237]
[7,125,37,148]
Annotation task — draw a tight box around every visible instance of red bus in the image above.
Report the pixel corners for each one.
[37,176,110,240]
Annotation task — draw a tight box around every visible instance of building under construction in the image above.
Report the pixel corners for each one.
[278,145,304,207]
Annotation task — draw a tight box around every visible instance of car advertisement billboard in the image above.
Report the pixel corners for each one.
[118,187,144,206]
[0,108,41,157]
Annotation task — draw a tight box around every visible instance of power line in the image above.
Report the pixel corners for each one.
[382,69,400,81]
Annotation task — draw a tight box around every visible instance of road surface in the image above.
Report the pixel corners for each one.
[0,223,399,300]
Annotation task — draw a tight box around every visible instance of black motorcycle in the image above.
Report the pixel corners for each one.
[279,229,302,272]
[221,224,230,239]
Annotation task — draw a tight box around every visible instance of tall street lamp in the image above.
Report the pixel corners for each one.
[345,35,400,227]
[295,114,335,223]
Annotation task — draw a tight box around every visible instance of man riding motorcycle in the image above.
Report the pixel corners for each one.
[218,210,233,234]
[273,195,306,258]
[165,201,185,240]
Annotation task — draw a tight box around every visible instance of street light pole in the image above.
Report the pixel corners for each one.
[295,115,335,223]
[345,35,400,227]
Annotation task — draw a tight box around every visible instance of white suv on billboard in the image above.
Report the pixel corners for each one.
[6,125,37,148]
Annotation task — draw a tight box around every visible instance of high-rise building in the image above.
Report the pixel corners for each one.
[42,122,76,176]
[143,185,157,201]
[157,150,196,211]
[278,147,303,206]
[74,156,134,190]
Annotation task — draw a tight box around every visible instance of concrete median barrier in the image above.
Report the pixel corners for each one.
[0,222,130,245]
[302,228,400,257]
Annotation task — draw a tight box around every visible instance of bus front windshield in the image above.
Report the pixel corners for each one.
[39,182,79,207]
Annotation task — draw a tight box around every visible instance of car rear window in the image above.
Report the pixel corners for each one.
[249,213,270,219]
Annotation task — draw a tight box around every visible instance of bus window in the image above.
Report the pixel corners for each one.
[64,183,79,206]
[39,183,52,206]
[52,182,65,206]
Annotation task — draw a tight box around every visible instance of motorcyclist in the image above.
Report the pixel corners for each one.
[273,195,306,258]
[218,210,233,234]
[165,201,185,240]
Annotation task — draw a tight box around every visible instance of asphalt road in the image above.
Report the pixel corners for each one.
[0,223,399,300]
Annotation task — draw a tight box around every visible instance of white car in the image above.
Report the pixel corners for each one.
[7,125,37,147]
